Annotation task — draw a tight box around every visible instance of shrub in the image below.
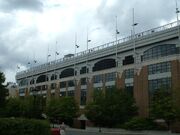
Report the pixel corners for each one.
[122,117,157,130]
[0,118,51,135]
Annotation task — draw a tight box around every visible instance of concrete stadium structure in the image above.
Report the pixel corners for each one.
[16,21,180,117]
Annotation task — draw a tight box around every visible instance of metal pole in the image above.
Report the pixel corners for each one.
[176,0,180,39]
[74,33,77,81]
[115,16,119,78]
[132,8,138,73]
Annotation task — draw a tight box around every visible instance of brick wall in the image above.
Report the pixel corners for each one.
[134,66,149,117]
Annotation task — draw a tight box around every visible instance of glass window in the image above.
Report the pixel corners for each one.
[67,90,74,97]
[125,83,133,95]
[68,80,74,87]
[105,72,116,82]
[125,69,134,79]
[60,81,66,88]
[80,89,87,105]
[19,88,25,94]
[60,91,66,97]
[51,83,56,89]
[93,74,103,83]
[148,62,171,75]
[142,44,177,61]
[81,78,87,85]
[148,77,171,93]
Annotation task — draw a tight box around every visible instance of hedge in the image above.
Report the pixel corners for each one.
[0,118,51,135]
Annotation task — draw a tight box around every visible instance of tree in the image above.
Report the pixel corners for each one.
[46,97,79,126]
[0,72,8,116]
[150,88,177,129]
[5,96,45,119]
[85,87,137,127]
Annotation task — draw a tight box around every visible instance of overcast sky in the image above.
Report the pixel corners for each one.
[0,0,179,83]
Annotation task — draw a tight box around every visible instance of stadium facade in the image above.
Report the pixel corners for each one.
[16,21,180,117]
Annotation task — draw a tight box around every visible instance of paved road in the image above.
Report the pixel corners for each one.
[65,127,180,135]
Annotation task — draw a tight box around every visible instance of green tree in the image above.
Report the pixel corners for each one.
[46,97,79,126]
[5,96,45,119]
[0,72,8,116]
[85,87,137,127]
[150,88,177,129]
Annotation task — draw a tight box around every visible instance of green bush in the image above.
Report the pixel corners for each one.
[122,117,157,130]
[0,118,51,135]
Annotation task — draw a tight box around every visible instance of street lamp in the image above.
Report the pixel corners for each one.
[132,8,138,74]
[74,33,79,82]
[115,16,120,78]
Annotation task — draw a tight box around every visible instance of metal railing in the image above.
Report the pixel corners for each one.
[16,21,178,77]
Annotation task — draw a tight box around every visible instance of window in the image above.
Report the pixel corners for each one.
[93,59,116,72]
[125,83,133,95]
[80,66,88,74]
[67,90,74,97]
[105,72,116,82]
[125,69,134,79]
[123,55,134,65]
[68,80,74,87]
[80,90,87,105]
[148,62,171,75]
[60,91,66,97]
[19,88,25,94]
[36,75,48,83]
[51,83,56,89]
[81,78,87,85]
[60,81,66,88]
[60,68,74,78]
[94,74,103,83]
[148,77,171,93]
[142,44,177,61]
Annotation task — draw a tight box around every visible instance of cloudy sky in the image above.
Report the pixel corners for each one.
[0,0,179,83]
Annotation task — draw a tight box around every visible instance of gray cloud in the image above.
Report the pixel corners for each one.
[0,0,179,83]
[95,0,176,36]
[0,0,43,12]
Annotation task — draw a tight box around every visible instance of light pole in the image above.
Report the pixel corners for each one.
[132,8,138,74]
[115,16,120,78]
[74,33,79,82]
[86,28,91,83]
[46,45,51,98]
[175,0,180,59]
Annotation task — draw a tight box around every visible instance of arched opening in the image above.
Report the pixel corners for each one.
[36,75,48,83]
[93,59,116,72]
[60,68,74,78]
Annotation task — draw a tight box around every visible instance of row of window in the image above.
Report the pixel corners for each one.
[142,44,177,61]
[148,62,171,75]
[148,77,171,92]
[93,72,116,83]
[125,69,134,79]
